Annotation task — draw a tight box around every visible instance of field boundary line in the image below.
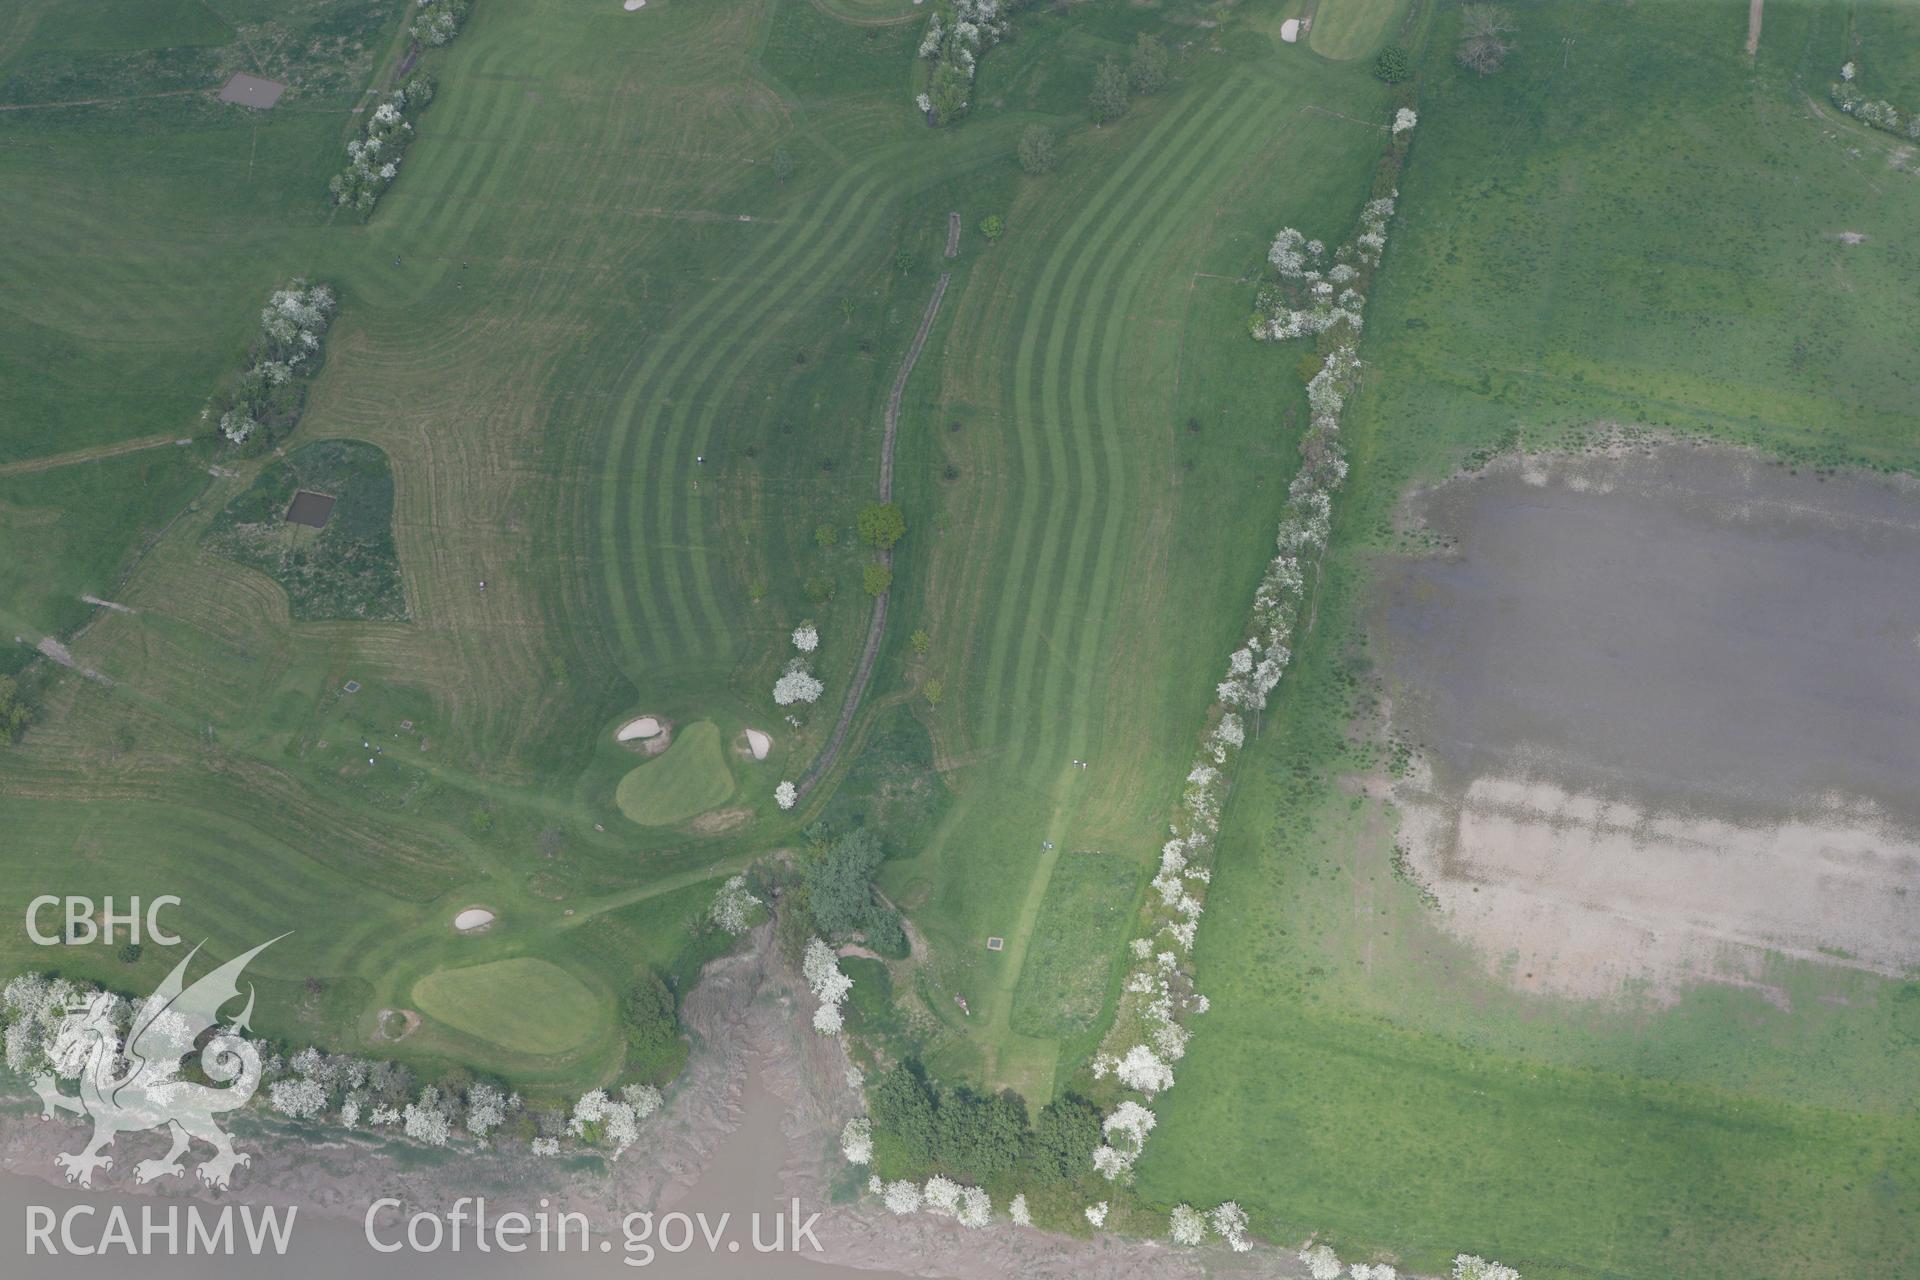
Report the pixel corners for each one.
[0,433,189,477]
[0,88,204,112]
[797,250,954,800]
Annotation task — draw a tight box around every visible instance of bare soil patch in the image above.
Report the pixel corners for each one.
[376,1008,420,1041]
[689,806,751,835]
[1375,445,1920,1002]
[218,72,287,108]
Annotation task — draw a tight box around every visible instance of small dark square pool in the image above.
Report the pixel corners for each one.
[284,490,337,529]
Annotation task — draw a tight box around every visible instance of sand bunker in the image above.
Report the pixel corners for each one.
[1280,18,1301,43]
[1377,444,1920,1002]
[453,907,495,932]
[616,715,662,742]
[624,0,645,9]
[744,728,772,760]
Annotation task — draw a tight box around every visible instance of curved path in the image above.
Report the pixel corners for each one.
[797,247,954,800]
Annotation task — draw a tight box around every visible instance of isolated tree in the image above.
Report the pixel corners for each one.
[911,628,931,655]
[1090,57,1130,124]
[1457,5,1515,75]
[0,677,30,743]
[863,563,894,596]
[857,501,907,549]
[923,678,944,707]
[623,973,680,1061]
[931,62,971,124]
[978,214,1004,242]
[1374,45,1412,83]
[805,827,887,939]
[1128,34,1169,95]
[1017,124,1057,175]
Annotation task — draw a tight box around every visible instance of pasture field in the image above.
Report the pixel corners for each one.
[1137,2,1920,1277]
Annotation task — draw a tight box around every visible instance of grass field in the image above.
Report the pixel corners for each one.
[4,0,1915,1270]
[1135,2,1920,1276]
[614,721,735,826]
[871,4,1397,1101]
[1308,0,1410,60]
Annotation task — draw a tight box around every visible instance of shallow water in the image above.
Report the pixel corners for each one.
[0,1056,900,1279]
[1376,446,1920,825]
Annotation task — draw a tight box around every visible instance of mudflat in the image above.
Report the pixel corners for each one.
[1374,445,1920,1000]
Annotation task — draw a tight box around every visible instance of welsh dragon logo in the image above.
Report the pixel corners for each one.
[34,937,282,1190]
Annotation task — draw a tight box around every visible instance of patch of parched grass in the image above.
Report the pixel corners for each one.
[614,721,735,826]
[1009,851,1144,1038]
[412,957,604,1056]
[204,438,407,621]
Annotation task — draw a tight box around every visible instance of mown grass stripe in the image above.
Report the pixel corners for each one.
[595,157,884,668]
[992,78,1247,760]
[980,80,1242,752]
[646,172,902,660]
[1045,73,1275,765]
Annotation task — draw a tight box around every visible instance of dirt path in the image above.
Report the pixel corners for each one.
[797,244,954,801]
[945,211,961,258]
[0,433,188,477]
[0,88,204,112]
[1746,0,1763,55]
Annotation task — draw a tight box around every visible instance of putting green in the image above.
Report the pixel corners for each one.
[615,720,734,825]
[412,958,603,1055]
[1308,0,1409,59]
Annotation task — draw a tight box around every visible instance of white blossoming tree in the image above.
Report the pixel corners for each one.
[1169,1203,1206,1245]
[774,659,824,706]
[792,623,819,652]
[884,1179,922,1215]
[840,1117,873,1164]
[775,780,797,810]
[1210,1201,1251,1252]
[1301,1242,1344,1279]
[803,937,852,1035]
[710,873,763,935]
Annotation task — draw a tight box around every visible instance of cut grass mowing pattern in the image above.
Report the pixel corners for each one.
[413,957,604,1055]
[1009,851,1144,1038]
[1309,0,1411,60]
[615,720,734,826]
